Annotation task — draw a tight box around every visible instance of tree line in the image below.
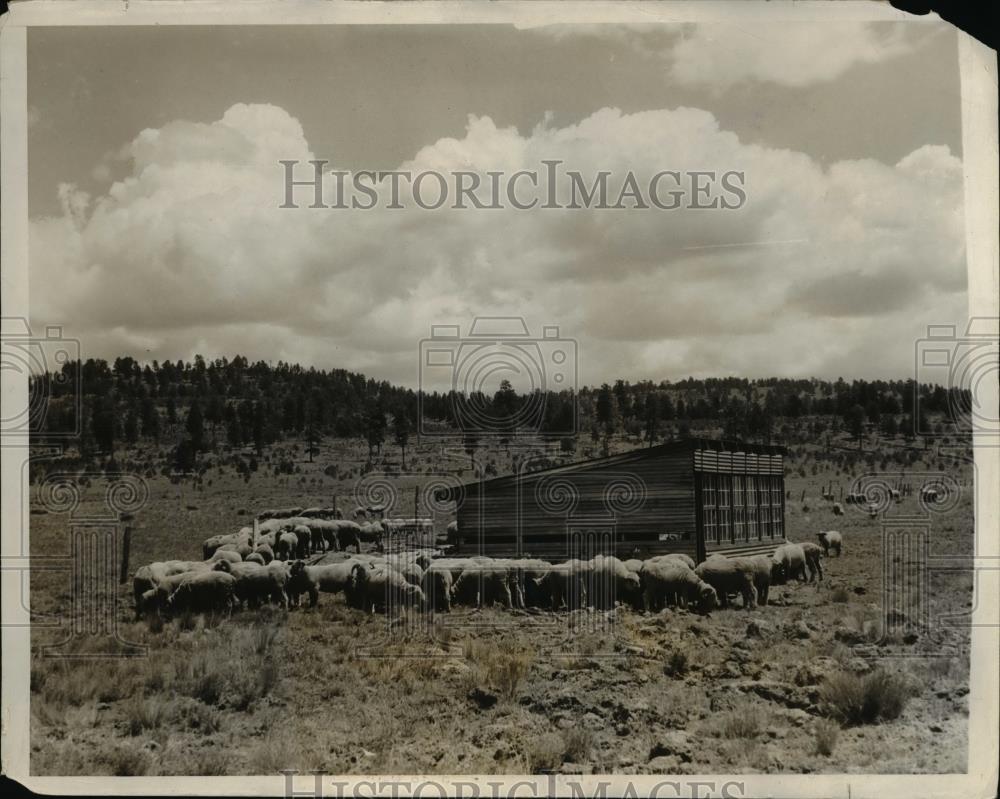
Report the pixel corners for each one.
[31,355,968,469]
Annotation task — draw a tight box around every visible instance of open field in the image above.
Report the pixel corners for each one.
[28,433,974,775]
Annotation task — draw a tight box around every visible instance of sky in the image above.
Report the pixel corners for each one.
[27,22,967,391]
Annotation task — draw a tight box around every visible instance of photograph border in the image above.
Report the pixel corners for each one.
[1,2,996,796]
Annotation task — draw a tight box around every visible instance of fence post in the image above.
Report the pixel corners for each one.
[119,526,131,585]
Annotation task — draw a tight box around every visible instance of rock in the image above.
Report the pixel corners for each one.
[648,731,692,763]
[853,586,867,595]
[791,620,811,639]
[929,724,943,733]
[468,687,498,710]
[746,620,768,638]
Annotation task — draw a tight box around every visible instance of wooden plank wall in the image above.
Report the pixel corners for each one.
[456,449,698,560]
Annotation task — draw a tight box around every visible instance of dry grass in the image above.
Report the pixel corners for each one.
[718,703,765,739]
[820,669,913,725]
[814,719,841,756]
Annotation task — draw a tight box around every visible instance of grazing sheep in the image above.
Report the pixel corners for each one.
[832,502,844,516]
[213,560,287,609]
[771,543,809,585]
[817,530,843,557]
[729,555,773,606]
[206,548,243,565]
[275,531,299,561]
[889,489,901,503]
[245,552,266,567]
[132,560,210,618]
[202,530,251,560]
[291,524,312,559]
[219,542,253,560]
[694,557,757,610]
[254,543,274,564]
[588,555,642,610]
[640,560,717,613]
[345,563,424,613]
[799,541,824,581]
[451,567,514,609]
[421,564,454,612]
[647,552,697,571]
[534,561,588,611]
[335,521,363,553]
[287,560,359,607]
[165,571,237,616]
[623,558,644,574]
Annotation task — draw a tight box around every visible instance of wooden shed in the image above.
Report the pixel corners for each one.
[438,438,786,562]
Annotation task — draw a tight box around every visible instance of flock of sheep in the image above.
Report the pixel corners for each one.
[131,504,846,620]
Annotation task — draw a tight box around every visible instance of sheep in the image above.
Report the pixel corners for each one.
[832,502,844,516]
[132,560,211,618]
[694,557,757,610]
[450,566,514,609]
[421,564,454,612]
[202,530,251,560]
[640,559,717,613]
[245,552,266,567]
[291,524,312,559]
[772,543,809,585]
[799,541,824,581]
[345,563,424,613]
[206,548,243,565]
[213,560,287,609]
[165,571,237,616]
[275,531,299,561]
[287,560,361,607]
[817,530,843,557]
[726,554,773,606]
[254,543,275,564]
[647,553,697,571]
[588,555,642,610]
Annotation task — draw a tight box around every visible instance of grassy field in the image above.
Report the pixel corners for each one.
[28,430,974,775]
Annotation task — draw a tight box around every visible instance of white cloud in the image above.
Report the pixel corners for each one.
[668,22,915,89]
[30,102,966,388]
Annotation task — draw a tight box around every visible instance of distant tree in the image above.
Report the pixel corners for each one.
[305,424,321,462]
[365,400,387,460]
[91,399,116,455]
[123,406,139,446]
[881,415,898,438]
[596,384,614,436]
[165,396,177,425]
[845,404,866,450]
[174,438,197,473]
[393,409,411,469]
[643,393,659,447]
[186,401,205,451]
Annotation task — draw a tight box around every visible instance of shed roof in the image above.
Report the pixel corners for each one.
[436,437,786,501]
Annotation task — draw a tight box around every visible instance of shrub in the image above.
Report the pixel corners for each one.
[488,649,534,701]
[820,668,912,725]
[830,587,850,603]
[719,704,764,739]
[562,727,595,763]
[814,718,840,756]
[663,650,689,678]
[525,733,563,774]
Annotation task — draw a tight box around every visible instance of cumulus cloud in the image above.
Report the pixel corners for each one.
[29,102,966,387]
[668,22,916,89]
